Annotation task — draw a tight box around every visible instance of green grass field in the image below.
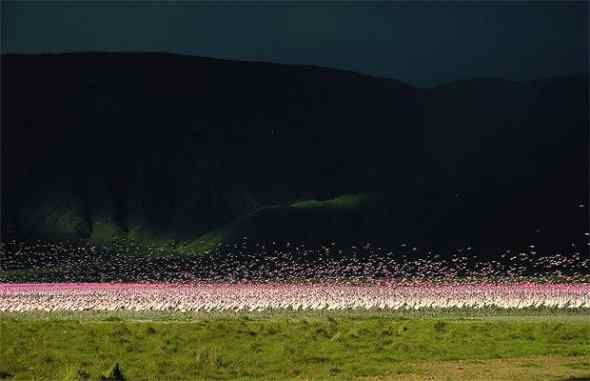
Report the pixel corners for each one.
[1,312,589,381]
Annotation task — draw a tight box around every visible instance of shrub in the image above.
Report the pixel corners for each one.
[434,321,448,333]
[99,363,125,381]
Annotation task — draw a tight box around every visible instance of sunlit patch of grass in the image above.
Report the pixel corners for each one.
[290,199,325,208]
[290,193,379,210]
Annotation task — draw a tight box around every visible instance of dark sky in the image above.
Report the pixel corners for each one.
[2,1,588,87]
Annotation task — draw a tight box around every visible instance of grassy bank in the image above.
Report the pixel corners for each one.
[1,313,589,380]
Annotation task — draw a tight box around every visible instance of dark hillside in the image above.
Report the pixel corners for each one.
[1,52,424,243]
[1,53,587,254]
[421,76,588,252]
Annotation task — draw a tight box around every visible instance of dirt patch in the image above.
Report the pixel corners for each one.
[357,355,590,381]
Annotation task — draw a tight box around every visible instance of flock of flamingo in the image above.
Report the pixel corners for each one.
[1,236,588,313]
[1,281,589,313]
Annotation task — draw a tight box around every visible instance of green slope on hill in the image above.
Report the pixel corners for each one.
[79,193,383,253]
[290,193,378,209]
[175,193,390,251]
